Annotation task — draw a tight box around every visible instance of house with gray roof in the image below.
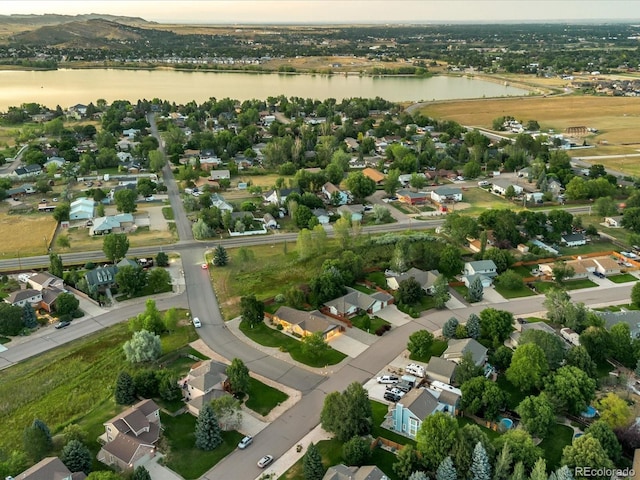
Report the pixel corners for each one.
[184,360,229,416]
[5,288,42,308]
[509,321,558,348]
[273,306,341,340]
[324,287,393,318]
[337,204,364,222]
[386,268,441,294]
[443,338,488,366]
[491,179,523,196]
[12,163,42,178]
[70,198,95,221]
[98,399,160,472]
[89,214,134,236]
[14,456,86,480]
[463,260,498,288]
[84,265,118,292]
[595,310,640,339]
[323,464,390,480]
[425,356,458,384]
[430,186,463,203]
[312,208,331,224]
[388,388,450,439]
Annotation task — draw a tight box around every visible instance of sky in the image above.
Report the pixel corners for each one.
[3,0,640,24]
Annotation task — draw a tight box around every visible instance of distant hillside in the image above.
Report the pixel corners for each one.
[0,13,151,27]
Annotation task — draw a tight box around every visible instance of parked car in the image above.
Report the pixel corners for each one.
[193,317,202,328]
[376,375,399,384]
[387,387,406,398]
[257,455,274,468]
[384,391,401,402]
[238,435,253,449]
[395,381,412,393]
[55,320,71,329]
[145,195,155,202]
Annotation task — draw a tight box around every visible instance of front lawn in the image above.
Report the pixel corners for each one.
[114,280,173,302]
[245,377,289,416]
[162,206,175,220]
[350,313,390,334]
[538,423,574,470]
[608,273,638,284]
[409,339,448,363]
[371,400,417,446]
[532,279,598,294]
[278,438,343,480]
[494,283,536,299]
[162,413,243,480]
[239,321,346,367]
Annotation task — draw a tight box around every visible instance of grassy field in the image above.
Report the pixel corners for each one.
[0,213,58,258]
[245,377,289,416]
[60,224,177,254]
[456,187,516,215]
[239,320,346,367]
[558,241,618,256]
[162,413,244,480]
[539,423,574,470]
[418,96,640,158]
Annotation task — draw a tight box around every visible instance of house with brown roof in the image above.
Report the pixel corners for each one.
[184,360,229,416]
[362,168,385,185]
[98,399,160,472]
[272,306,341,340]
[443,338,488,366]
[13,456,86,480]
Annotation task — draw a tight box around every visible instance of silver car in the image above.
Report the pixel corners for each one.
[238,435,253,449]
[257,455,274,468]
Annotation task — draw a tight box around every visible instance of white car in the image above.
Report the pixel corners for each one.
[238,435,253,449]
[193,317,202,328]
[257,455,274,468]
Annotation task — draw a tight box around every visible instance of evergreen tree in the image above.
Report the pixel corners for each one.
[23,419,53,461]
[443,317,459,339]
[114,371,136,404]
[22,304,38,328]
[132,466,152,480]
[467,275,484,302]
[511,462,526,480]
[466,313,481,339]
[493,443,513,480]
[554,466,575,480]
[393,445,421,480]
[194,404,222,450]
[213,244,229,266]
[470,442,490,480]
[435,456,457,480]
[408,473,429,480]
[60,440,92,475]
[529,458,547,480]
[635,358,640,377]
[303,442,325,480]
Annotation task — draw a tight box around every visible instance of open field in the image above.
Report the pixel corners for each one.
[60,225,177,254]
[0,213,58,258]
[456,187,516,215]
[419,96,640,158]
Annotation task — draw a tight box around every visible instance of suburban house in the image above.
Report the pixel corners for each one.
[117,258,140,269]
[388,388,453,439]
[526,192,544,203]
[324,287,393,318]
[462,260,498,287]
[430,186,463,204]
[443,338,488,366]
[509,321,558,348]
[362,168,386,185]
[210,169,231,180]
[27,272,64,291]
[312,208,331,224]
[5,288,42,308]
[595,310,640,339]
[90,214,135,236]
[262,187,300,206]
[44,156,66,169]
[12,164,42,178]
[337,204,364,222]
[425,356,458,384]
[491,179,523,196]
[200,156,223,170]
[84,265,118,293]
[40,287,64,313]
[263,213,278,229]
[386,268,441,294]
[13,456,86,480]
[561,233,587,247]
[343,137,359,151]
[605,216,623,228]
[210,193,234,212]
[183,360,229,416]
[109,183,137,201]
[397,190,428,205]
[98,399,160,472]
[70,198,95,221]
[560,327,581,346]
[322,464,390,480]
[399,173,425,187]
[322,182,349,205]
[539,256,621,279]
[272,306,341,340]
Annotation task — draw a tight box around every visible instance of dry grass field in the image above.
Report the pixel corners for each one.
[62,226,176,254]
[0,213,58,258]
[419,95,640,156]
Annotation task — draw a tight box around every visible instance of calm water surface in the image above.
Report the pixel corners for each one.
[0,68,529,110]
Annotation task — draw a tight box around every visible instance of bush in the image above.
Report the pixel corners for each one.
[84,262,95,270]
[276,324,284,330]
[37,317,48,326]
[72,310,84,319]
[58,314,72,323]
[375,325,391,336]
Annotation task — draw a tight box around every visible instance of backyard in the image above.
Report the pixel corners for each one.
[538,423,575,470]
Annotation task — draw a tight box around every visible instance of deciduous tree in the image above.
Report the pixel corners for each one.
[211,395,242,431]
[226,358,250,395]
[123,330,161,363]
[102,233,130,263]
[342,436,371,466]
[115,265,148,298]
[240,295,264,327]
[595,393,633,430]
[545,365,596,415]
[416,412,458,470]
[562,434,613,472]
[494,429,542,472]
[23,419,52,461]
[147,267,171,293]
[516,393,555,438]
[393,445,421,480]
[479,308,514,345]
[432,274,451,309]
[520,329,566,370]
[507,343,549,391]
[301,332,330,360]
[49,252,63,278]
[320,382,372,442]
[407,330,434,359]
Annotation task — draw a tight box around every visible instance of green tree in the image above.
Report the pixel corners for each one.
[384,168,401,196]
[470,442,491,480]
[333,216,352,249]
[155,251,169,267]
[345,171,376,201]
[147,267,171,293]
[55,292,80,316]
[114,188,137,213]
[320,382,372,442]
[303,442,325,480]
[408,472,429,480]
[342,436,371,466]
[296,228,313,260]
[459,376,507,420]
[432,274,451,309]
[393,445,421,480]
[416,412,458,470]
[552,261,575,285]
[566,345,597,378]
[115,371,136,404]
[226,358,250,395]
[60,440,92,475]
[85,471,122,480]
[0,303,24,336]
[240,295,264,327]
[520,329,566,370]
[53,202,71,222]
[632,281,640,307]
[407,330,434,359]
[529,458,547,480]
[195,404,222,450]
[123,330,161,363]
[506,343,549,391]
[23,419,52,461]
[511,462,526,480]
[466,313,480,339]
[213,245,229,266]
[115,265,148,298]
[438,244,463,276]
[454,351,483,385]
[479,308,514,345]
[442,317,459,339]
[585,420,622,464]
[211,395,242,431]
[49,252,63,278]
[397,277,424,305]
[490,345,513,371]
[516,393,555,438]
[452,423,494,475]
[158,371,182,402]
[435,455,457,480]
[293,204,314,229]
[102,233,130,263]
[62,424,88,445]
[301,332,330,360]
[580,327,611,364]
[496,270,523,291]
[192,218,212,239]
[493,443,513,480]
[595,392,632,430]
[494,429,542,472]
[545,365,596,415]
[467,275,484,302]
[131,466,151,480]
[22,303,37,329]
[562,434,613,473]
[594,196,618,217]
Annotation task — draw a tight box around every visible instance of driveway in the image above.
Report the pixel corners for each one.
[376,305,411,326]
[144,454,183,480]
[477,287,509,305]
[329,333,369,358]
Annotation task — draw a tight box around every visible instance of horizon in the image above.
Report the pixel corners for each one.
[4,1,640,24]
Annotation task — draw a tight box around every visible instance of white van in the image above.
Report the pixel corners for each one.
[478,181,489,187]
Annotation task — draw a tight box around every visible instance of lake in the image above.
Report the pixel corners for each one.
[0,68,529,110]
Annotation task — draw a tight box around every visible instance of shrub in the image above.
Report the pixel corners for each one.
[276,324,284,330]
[84,262,95,270]
[58,314,72,323]
[375,325,391,336]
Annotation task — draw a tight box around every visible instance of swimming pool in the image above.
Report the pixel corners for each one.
[581,406,597,418]
[499,417,514,430]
